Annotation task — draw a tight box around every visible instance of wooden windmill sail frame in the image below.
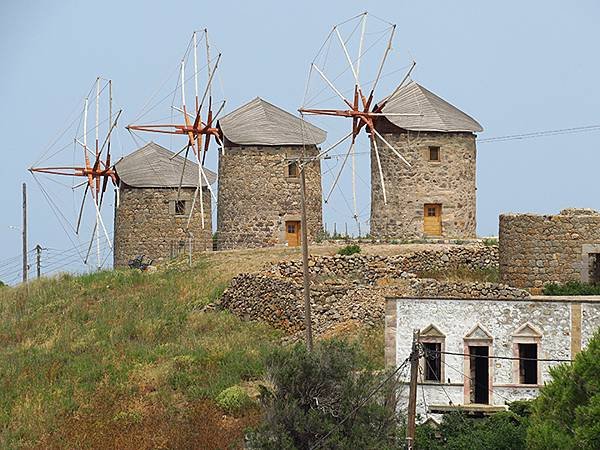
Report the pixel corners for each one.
[126,29,223,230]
[29,77,121,270]
[299,11,420,223]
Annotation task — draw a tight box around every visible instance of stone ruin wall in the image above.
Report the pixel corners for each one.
[216,145,322,250]
[499,208,600,290]
[370,129,477,239]
[219,245,528,337]
[269,245,498,283]
[114,185,212,267]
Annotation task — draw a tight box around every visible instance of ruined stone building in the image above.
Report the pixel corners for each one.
[370,80,483,239]
[386,294,600,417]
[500,208,600,290]
[216,97,326,249]
[113,142,216,267]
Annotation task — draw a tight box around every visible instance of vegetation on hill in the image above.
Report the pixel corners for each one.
[0,248,384,449]
[0,259,281,448]
[337,244,361,256]
[248,340,401,449]
[543,281,600,296]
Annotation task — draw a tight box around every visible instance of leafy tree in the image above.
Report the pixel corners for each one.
[527,329,600,450]
[248,340,402,449]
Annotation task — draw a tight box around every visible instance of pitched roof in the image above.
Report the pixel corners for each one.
[114,141,216,188]
[379,80,483,133]
[218,97,327,146]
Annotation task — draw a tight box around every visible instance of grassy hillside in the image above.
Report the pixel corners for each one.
[0,247,383,449]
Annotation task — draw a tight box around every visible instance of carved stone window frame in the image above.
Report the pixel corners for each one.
[512,322,543,386]
[463,323,494,404]
[419,324,446,383]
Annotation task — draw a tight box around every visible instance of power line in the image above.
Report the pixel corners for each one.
[478,124,600,143]
[439,358,514,404]
[434,349,572,363]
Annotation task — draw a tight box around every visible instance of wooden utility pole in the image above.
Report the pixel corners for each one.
[299,164,313,352]
[187,232,193,267]
[22,183,28,283]
[406,329,420,450]
[35,244,43,279]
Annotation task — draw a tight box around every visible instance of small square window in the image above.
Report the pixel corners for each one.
[174,200,186,215]
[427,207,437,217]
[287,223,296,233]
[429,146,440,161]
[287,161,299,178]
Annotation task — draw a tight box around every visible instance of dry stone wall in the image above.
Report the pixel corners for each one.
[269,245,498,283]
[216,144,322,249]
[219,245,527,336]
[114,185,212,267]
[499,208,600,289]
[370,128,477,239]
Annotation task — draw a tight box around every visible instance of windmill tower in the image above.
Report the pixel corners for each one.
[370,81,483,239]
[299,12,483,240]
[126,29,223,233]
[112,142,216,267]
[216,97,326,249]
[299,12,420,236]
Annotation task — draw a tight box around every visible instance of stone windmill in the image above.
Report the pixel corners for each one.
[127,29,223,231]
[299,11,483,239]
[370,81,483,239]
[216,97,326,249]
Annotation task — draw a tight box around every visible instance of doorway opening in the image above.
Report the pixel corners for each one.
[469,345,490,404]
[423,203,442,236]
[285,221,301,247]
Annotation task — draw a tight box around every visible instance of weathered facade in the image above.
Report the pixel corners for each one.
[216,98,326,249]
[370,81,482,239]
[113,142,216,267]
[499,208,600,290]
[385,295,600,418]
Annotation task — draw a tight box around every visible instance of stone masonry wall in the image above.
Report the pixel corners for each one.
[114,185,212,267]
[370,128,477,239]
[219,245,526,337]
[499,208,600,289]
[217,145,322,249]
[220,271,526,337]
[269,245,498,283]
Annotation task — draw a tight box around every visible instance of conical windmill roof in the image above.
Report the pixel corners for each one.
[218,97,327,146]
[114,142,216,188]
[379,80,483,133]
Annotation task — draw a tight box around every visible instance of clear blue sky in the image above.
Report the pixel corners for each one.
[1,1,599,280]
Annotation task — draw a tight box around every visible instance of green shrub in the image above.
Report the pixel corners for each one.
[527,329,600,449]
[248,340,402,449]
[216,385,253,414]
[338,244,361,256]
[416,410,528,450]
[482,238,498,246]
[543,281,600,296]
